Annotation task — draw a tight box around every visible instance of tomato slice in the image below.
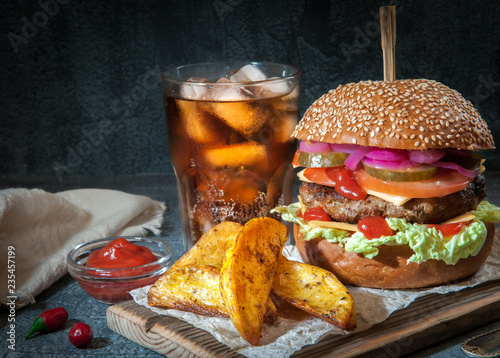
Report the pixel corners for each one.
[355,167,472,198]
[303,167,336,186]
[292,149,301,166]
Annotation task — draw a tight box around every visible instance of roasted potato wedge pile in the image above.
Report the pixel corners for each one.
[148,263,278,323]
[148,218,356,346]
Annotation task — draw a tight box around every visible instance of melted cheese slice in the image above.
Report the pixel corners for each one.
[365,189,410,206]
[297,195,306,215]
[304,213,475,231]
[304,211,475,231]
[297,169,411,206]
[441,212,476,224]
[309,220,358,231]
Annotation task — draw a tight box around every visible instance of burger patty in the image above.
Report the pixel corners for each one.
[299,174,486,224]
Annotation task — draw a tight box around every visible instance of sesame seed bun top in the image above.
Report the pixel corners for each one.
[292,79,495,150]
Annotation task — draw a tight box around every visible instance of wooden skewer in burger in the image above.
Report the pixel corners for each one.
[272,6,500,289]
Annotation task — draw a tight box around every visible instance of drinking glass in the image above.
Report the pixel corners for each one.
[163,61,301,251]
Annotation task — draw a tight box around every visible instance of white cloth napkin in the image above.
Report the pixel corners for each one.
[0,188,166,308]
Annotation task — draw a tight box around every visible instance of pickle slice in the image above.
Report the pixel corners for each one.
[363,163,437,182]
[441,150,482,170]
[298,151,349,168]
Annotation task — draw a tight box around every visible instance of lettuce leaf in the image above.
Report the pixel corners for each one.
[472,200,500,222]
[271,201,500,265]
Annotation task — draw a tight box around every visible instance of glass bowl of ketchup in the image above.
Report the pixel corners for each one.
[67,236,173,304]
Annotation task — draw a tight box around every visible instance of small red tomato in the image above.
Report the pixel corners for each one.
[304,207,332,222]
[68,322,93,348]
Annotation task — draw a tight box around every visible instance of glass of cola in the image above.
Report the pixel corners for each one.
[163,61,301,251]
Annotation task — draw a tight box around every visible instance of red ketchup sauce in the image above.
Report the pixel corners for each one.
[87,237,157,269]
[357,216,394,239]
[302,167,367,201]
[82,238,159,303]
[326,167,367,200]
[426,220,472,237]
[303,207,332,222]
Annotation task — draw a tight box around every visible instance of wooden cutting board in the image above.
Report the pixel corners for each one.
[107,279,500,357]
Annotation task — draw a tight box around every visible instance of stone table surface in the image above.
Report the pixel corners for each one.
[1,172,499,358]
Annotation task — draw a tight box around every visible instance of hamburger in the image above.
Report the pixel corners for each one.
[272,79,500,289]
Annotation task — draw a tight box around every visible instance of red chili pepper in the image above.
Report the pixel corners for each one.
[69,322,93,348]
[24,307,69,339]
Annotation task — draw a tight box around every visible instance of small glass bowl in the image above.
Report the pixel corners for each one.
[67,236,173,304]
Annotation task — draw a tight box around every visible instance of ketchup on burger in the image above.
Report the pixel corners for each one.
[272,79,500,289]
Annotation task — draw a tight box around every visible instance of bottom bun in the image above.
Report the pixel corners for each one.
[294,222,496,289]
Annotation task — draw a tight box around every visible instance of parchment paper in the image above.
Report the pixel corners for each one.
[131,237,500,358]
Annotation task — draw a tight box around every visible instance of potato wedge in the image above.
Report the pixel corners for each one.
[263,298,278,324]
[148,264,278,323]
[148,265,227,317]
[271,255,356,331]
[169,221,243,271]
[220,217,288,345]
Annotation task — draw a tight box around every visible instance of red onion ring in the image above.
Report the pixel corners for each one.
[344,146,373,170]
[432,161,478,178]
[362,157,421,170]
[365,148,408,162]
[329,143,360,153]
[301,141,478,178]
[299,141,332,153]
[409,149,445,164]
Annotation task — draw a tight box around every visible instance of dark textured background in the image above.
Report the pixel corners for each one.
[1,0,499,180]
